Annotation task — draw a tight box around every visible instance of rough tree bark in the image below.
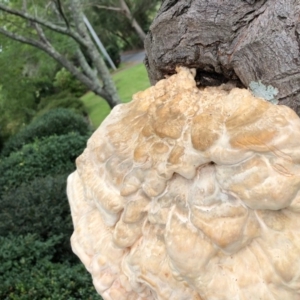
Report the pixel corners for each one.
[145,0,300,114]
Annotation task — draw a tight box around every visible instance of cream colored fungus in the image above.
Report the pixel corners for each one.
[67,67,300,300]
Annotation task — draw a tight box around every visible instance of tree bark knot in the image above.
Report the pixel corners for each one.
[145,0,300,115]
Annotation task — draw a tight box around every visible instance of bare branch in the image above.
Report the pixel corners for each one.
[0,3,87,47]
[0,27,47,51]
[70,0,121,107]
[73,47,120,104]
[22,0,27,12]
[91,5,124,13]
[45,1,52,12]
[47,1,74,28]
[53,0,70,28]
[34,23,52,48]
[88,0,146,41]
[0,27,99,95]
[119,0,146,41]
[75,48,97,80]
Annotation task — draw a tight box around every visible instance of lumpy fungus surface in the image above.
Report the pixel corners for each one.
[67,67,300,300]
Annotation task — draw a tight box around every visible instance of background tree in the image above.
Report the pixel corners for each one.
[0,35,57,139]
[0,0,161,141]
[0,34,87,139]
[87,0,160,52]
[0,0,121,108]
[89,0,154,42]
[144,0,300,115]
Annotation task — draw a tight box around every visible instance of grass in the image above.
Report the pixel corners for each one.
[81,63,150,129]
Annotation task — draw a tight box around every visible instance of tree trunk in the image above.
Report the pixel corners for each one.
[71,0,121,108]
[144,0,300,114]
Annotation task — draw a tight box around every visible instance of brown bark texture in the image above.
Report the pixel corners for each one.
[144,0,300,114]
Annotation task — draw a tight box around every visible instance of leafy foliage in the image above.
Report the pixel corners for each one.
[0,99,98,297]
[0,132,89,193]
[0,174,73,258]
[0,104,97,297]
[0,234,101,300]
[36,91,88,118]
[1,108,90,156]
[0,36,59,139]
[54,68,87,97]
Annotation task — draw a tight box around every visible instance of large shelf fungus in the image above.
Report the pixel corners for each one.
[67,67,300,300]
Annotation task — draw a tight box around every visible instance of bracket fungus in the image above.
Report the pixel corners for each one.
[67,67,300,300]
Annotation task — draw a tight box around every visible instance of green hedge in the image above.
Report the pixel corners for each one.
[0,174,73,259]
[0,234,101,300]
[0,105,99,298]
[1,108,90,157]
[0,132,89,193]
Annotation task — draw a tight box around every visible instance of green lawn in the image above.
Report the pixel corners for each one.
[81,63,150,129]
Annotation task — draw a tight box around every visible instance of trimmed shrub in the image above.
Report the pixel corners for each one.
[0,132,89,193]
[0,174,73,258]
[0,234,101,300]
[1,108,90,157]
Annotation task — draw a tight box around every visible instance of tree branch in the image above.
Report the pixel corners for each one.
[0,27,99,95]
[119,0,146,41]
[75,48,98,81]
[22,0,27,12]
[89,1,146,41]
[34,23,52,48]
[53,0,70,28]
[74,48,115,101]
[91,5,124,13]
[0,27,47,52]
[0,3,87,47]
[70,0,121,107]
